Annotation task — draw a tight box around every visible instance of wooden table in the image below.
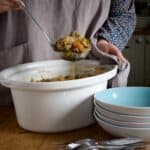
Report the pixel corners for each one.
[0,106,149,150]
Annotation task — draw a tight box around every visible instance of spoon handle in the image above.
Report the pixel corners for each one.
[83,142,150,150]
[17,0,52,44]
[101,137,143,146]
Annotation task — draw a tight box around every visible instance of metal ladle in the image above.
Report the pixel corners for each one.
[16,0,90,60]
[17,0,51,45]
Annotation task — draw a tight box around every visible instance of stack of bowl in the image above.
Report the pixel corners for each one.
[94,87,150,141]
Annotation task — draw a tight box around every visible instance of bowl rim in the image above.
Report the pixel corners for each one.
[94,109,150,127]
[0,59,118,90]
[95,103,150,118]
[94,87,150,111]
[94,111,150,130]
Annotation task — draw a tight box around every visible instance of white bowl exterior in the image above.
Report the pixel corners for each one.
[95,104,150,123]
[95,110,150,128]
[94,113,150,141]
[12,81,107,132]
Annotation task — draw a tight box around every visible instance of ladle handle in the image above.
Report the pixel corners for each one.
[17,0,52,44]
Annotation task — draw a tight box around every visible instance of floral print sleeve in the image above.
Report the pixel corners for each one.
[97,0,136,51]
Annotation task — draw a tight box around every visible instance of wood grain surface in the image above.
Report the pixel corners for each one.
[0,106,149,150]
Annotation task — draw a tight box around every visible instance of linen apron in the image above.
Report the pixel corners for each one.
[0,0,130,105]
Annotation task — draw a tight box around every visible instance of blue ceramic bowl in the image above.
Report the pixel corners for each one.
[94,87,150,116]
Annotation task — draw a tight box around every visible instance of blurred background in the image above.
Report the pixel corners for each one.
[123,0,150,86]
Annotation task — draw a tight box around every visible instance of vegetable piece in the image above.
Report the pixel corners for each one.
[55,31,91,54]
[72,40,85,53]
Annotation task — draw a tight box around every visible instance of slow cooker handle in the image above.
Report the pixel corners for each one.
[0,75,12,87]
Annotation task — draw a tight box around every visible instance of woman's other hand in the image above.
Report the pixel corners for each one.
[0,0,20,13]
[97,39,127,63]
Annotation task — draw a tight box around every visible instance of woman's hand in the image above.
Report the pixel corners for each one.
[97,39,127,63]
[0,0,20,13]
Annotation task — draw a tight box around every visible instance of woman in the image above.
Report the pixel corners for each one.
[0,0,136,105]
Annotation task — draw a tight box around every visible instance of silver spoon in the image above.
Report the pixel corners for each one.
[100,137,143,146]
[16,0,90,60]
[87,142,150,150]
[66,142,129,150]
[66,137,143,150]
